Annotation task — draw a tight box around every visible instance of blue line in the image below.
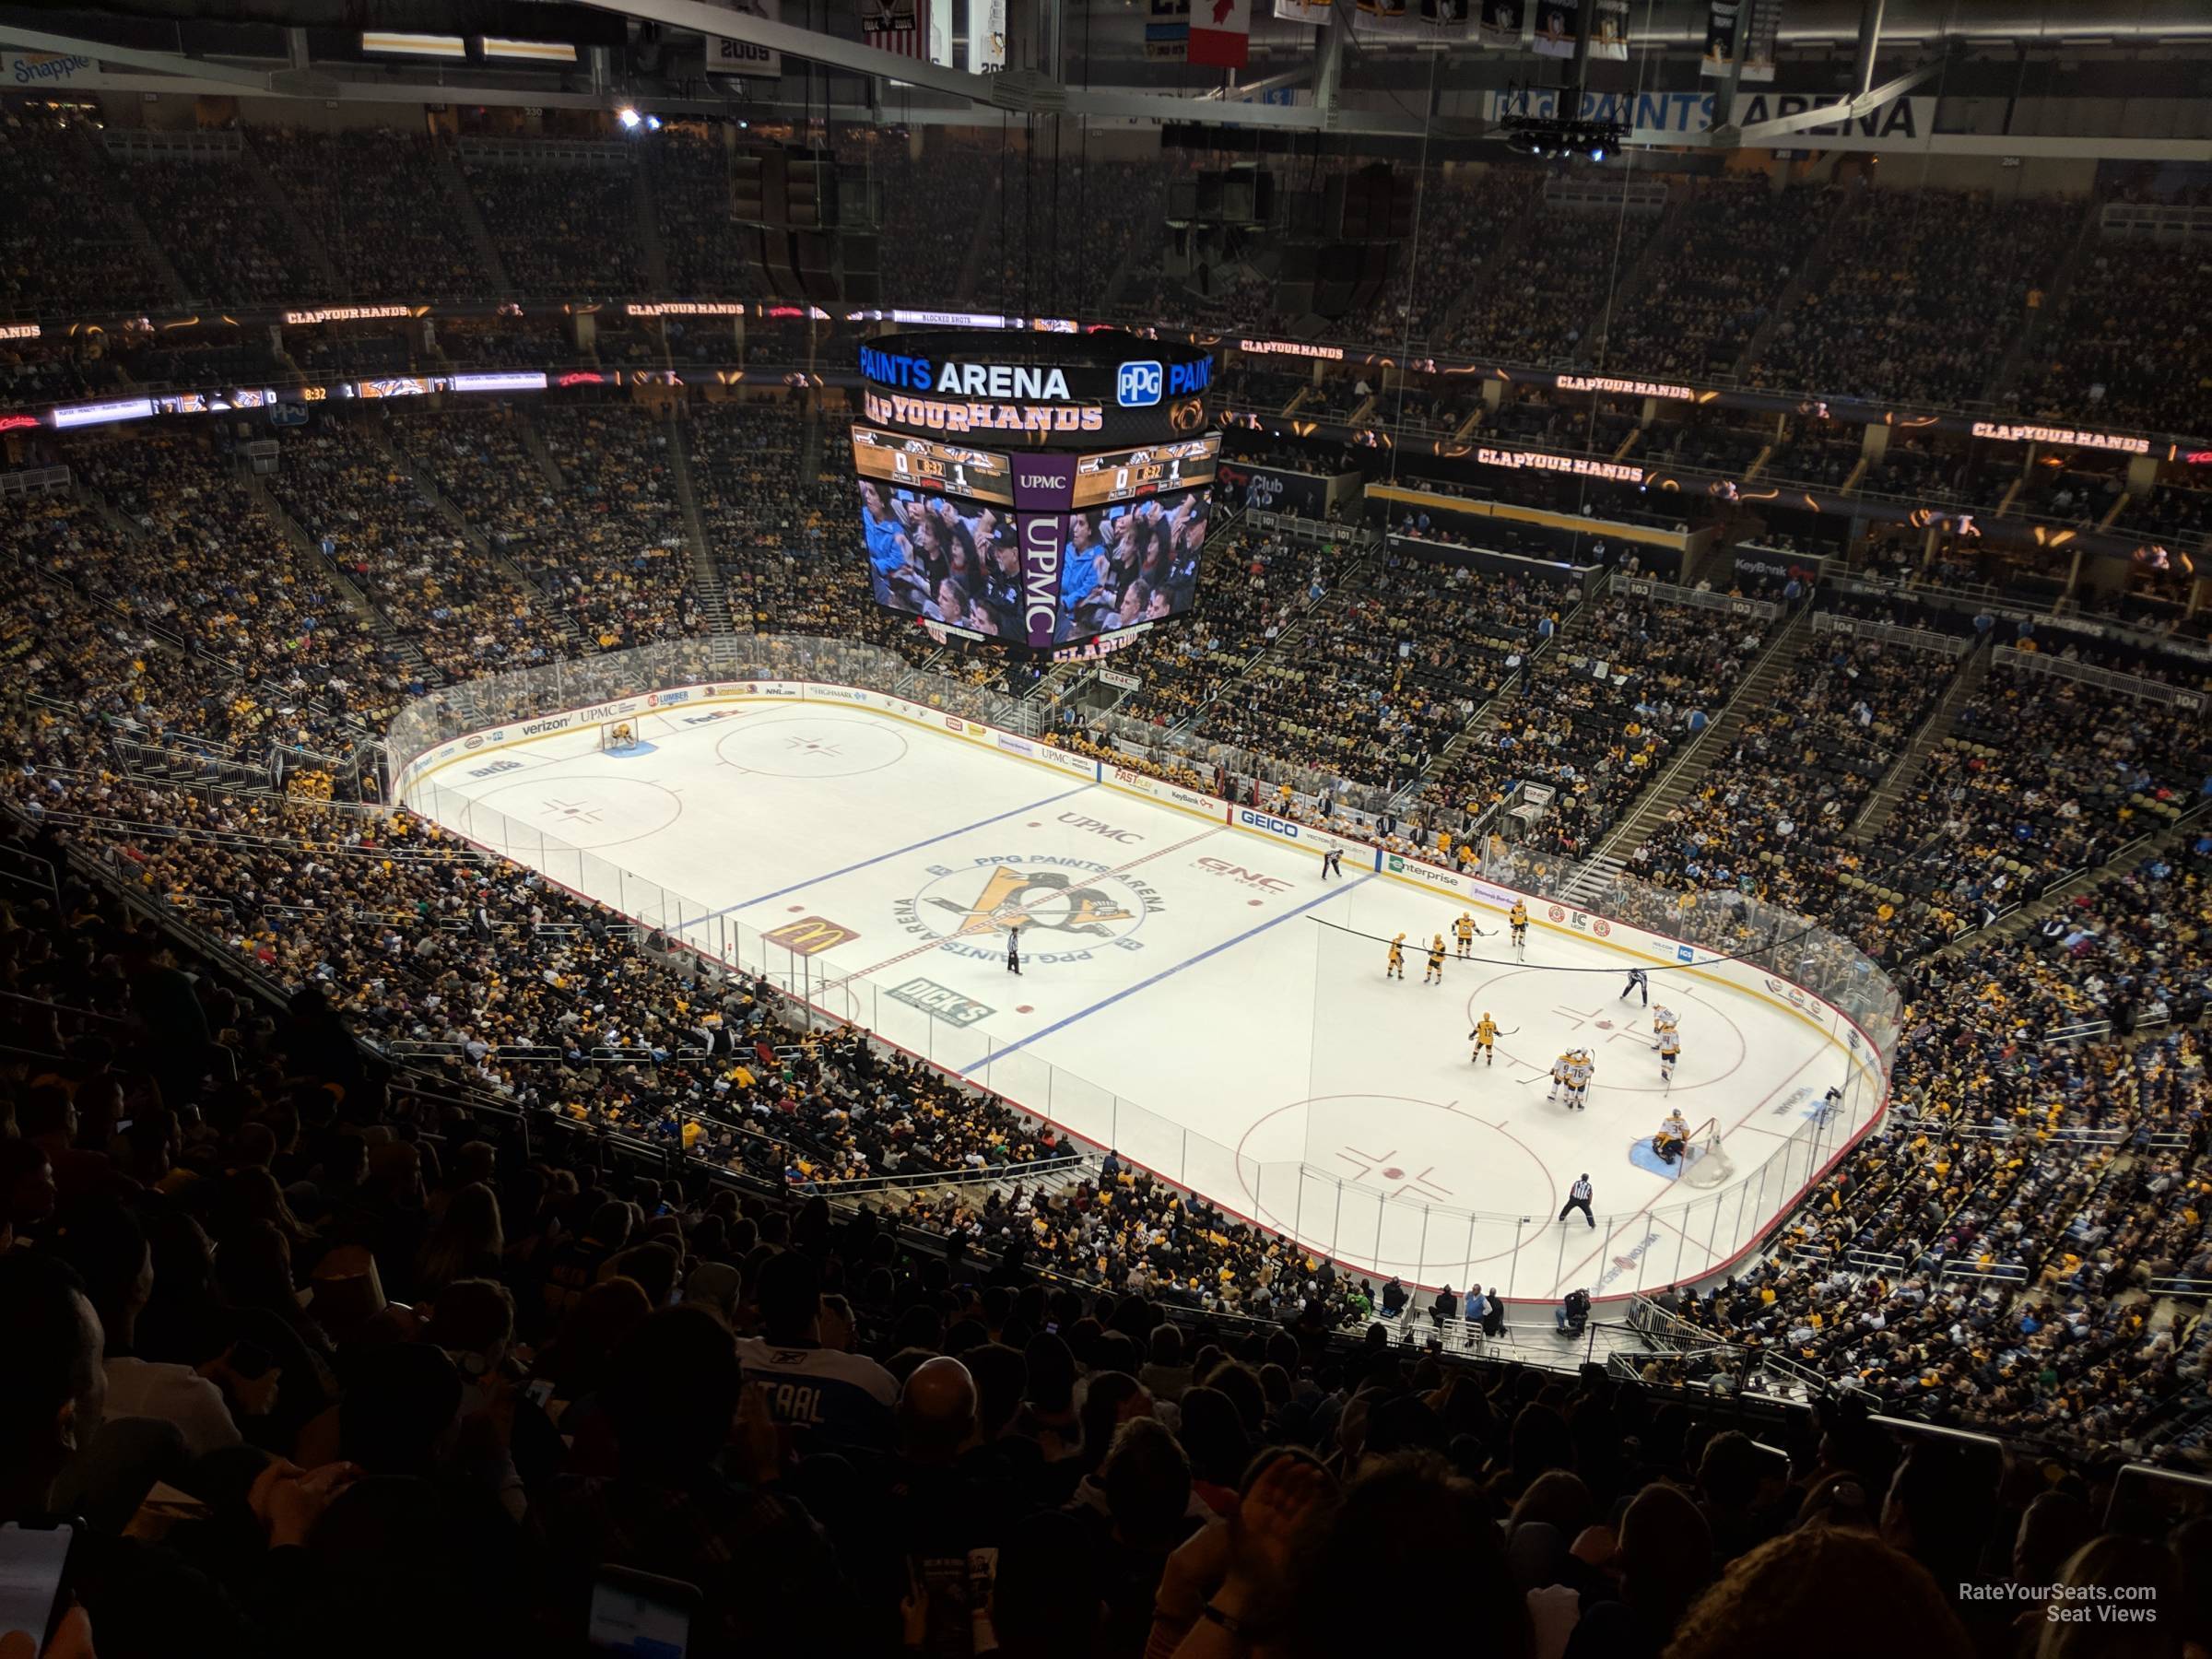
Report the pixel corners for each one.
[675,782,1097,927]
[956,872,1374,1073]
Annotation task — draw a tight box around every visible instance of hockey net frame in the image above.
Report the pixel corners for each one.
[598,720,642,752]
[1679,1114,1735,1188]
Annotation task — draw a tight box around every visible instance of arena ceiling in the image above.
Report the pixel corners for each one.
[5,0,2210,156]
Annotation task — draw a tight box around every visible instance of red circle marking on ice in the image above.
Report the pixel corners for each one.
[787,904,805,912]
[1382,1166,1405,1181]
[1016,1005,1034,1014]
[1248,899,1264,907]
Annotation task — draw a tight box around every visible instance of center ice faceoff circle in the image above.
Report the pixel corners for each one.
[892,854,1167,962]
[713,713,909,777]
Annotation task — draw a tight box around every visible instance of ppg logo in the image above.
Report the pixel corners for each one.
[1116,360,1163,406]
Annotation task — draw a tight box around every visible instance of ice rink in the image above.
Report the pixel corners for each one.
[406,700,1875,1300]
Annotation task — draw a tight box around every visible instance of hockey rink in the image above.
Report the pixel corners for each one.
[405,700,1879,1300]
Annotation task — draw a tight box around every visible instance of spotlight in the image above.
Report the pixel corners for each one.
[1589,147,1605,162]
[617,106,642,130]
[644,114,663,131]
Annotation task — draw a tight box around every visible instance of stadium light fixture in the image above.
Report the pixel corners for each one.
[617,106,643,130]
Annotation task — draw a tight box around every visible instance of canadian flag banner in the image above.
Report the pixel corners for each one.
[1189,0,1251,67]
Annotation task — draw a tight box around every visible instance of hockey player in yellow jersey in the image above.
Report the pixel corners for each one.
[1659,1025,1681,1085]
[1650,1005,1678,1053]
[1547,1050,1572,1102]
[1509,900,1529,959]
[1468,1012,1500,1065]
[1565,1049,1594,1111]
[1453,912,1477,959]
[1423,934,1448,984]
[1387,932,1406,980]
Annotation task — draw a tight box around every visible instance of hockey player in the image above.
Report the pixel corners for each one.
[1565,1049,1594,1111]
[1453,912,1477,959]
[1469,1012,1500,1065]
[1619,967,1649,1006]
[1387,931,1406,981]
[1547,1049,1573,1102]
[1650,1005,1678,1052]
[1424,934,1448,985]
[1658,1024,1681,1086]
[1509,900,1529,959]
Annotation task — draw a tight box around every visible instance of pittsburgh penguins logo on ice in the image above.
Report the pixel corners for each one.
[893,855,1166,964]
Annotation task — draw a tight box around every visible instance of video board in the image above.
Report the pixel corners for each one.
[1053,484,1212,643]
[1071,434,1220,508]
[858,478,1025,641]
[849,424,1013,506]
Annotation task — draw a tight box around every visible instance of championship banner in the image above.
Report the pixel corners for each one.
[1532,0,1577,57]
[1189,0,1252,69]
[1740,0,1778,80]
[1589,0,1628,59]
[1347,0,1466,41]
[1273,0,1329,23]
[1418,0,1472,35]
[1699,0,1739,77]
[926,0,955,65]
[967,0,1006,71]
[1477,0,1523,47]
[706,0,781,79]
[860,0,928,59]
[1147,0,1190,60]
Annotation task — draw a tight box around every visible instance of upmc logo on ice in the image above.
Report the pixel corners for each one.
[1116,360,1163,407]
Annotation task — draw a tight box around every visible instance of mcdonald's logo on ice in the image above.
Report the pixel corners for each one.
[766,915,860,956]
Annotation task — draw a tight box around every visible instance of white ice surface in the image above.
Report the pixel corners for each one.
[408,703,1865,1299]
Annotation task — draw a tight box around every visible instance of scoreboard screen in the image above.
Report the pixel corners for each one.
[1053,481,1212,644]
[1071,434,1220,509]
[858,479,1023,640]
[850,424,1012,506]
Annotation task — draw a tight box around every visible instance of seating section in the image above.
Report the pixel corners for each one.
[265,422,572,679]
[1833,662,2212,959]
[118,152,324,305]
[1420,589,1766,861]
[254,129,491,298]
[457,157,647,293]
[0,104,173,313]
[1630,628,1959,916]
[1751,188,2076,406]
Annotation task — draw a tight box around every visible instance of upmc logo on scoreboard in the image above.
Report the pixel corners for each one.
[1119,357,1210,406]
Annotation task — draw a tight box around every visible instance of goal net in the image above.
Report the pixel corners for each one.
[1679,1115,1735,1188]
[599,720,641,752]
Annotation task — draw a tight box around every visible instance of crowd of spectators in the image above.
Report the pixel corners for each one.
[253,129,490,300]
[2017,241,2212,438]
[0,102,174,314]
[1601,182,1841,380]
[265,420,574,681]
[1418,590,1766,861]
[456,157,647,295]
[119,151,324,307]
[1831,660,2212,959]
[1749,187,2074,407]
[1630,628,1962,918]
[5,803,2205,1655]
[647,130,763,299]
